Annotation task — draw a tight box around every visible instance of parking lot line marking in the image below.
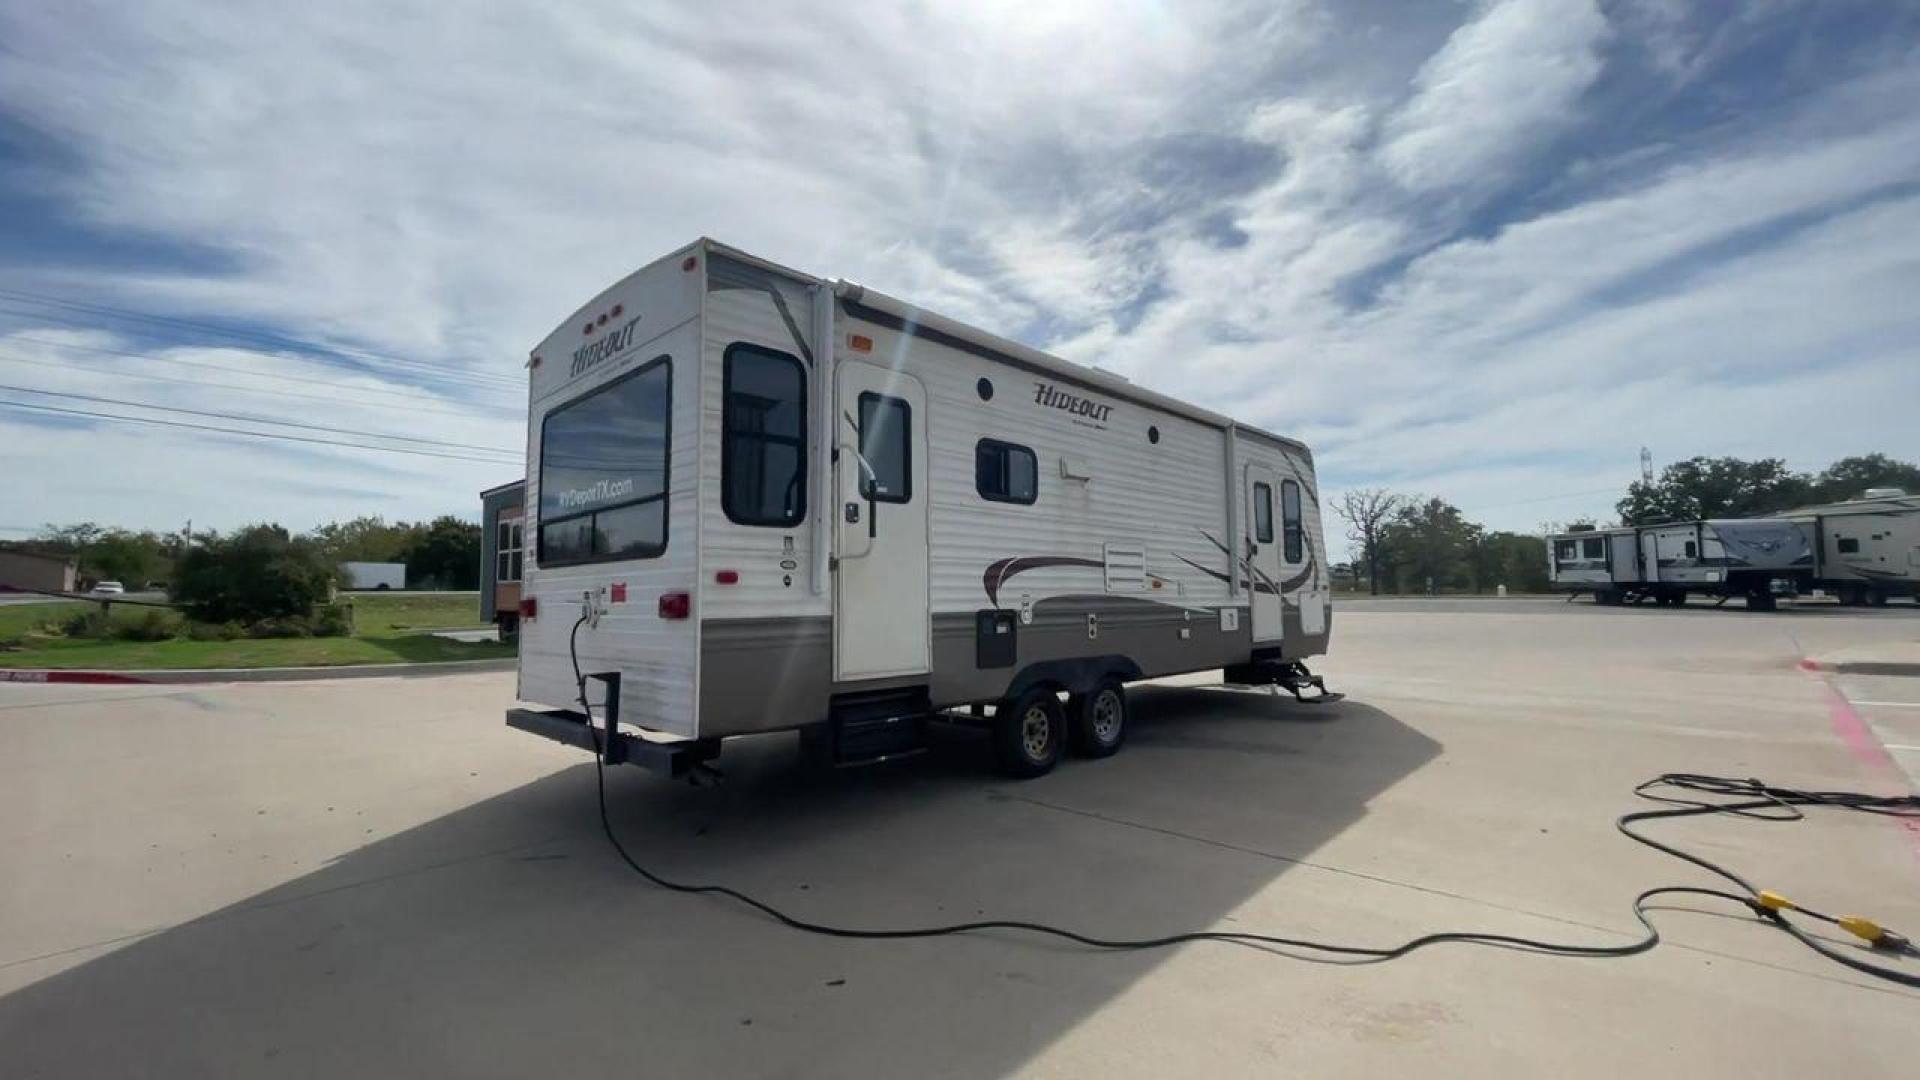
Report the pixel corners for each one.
[1847,700,1920,709]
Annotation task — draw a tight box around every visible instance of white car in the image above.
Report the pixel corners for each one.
[90,581,126,595]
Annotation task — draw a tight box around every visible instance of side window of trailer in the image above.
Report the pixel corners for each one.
[1253,482,1274,543]
[975,439,1037,504]
[1281,480,1304,563]
[1581,537,1605,560]
[537,357,671,566]
[1556,539,1578,562]
[496,517,523,582]
[722,343,807,528]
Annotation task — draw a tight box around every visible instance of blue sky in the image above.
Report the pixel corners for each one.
[1,0,1917,547]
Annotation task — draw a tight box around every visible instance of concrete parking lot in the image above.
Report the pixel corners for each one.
[2,599,1917,1077]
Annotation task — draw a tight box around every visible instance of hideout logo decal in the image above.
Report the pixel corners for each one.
[1031,381,1114,430]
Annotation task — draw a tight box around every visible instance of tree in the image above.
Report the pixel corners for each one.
[1378,496,1481,593]
[83,530,171,585]
[309,516,423,564]
[404,516,482,590]
[1332,489,1403,596]
[1616,456,1810,525]
[172,525,335,623]
[1477,531,1550,593]
[1808,454,1920,503]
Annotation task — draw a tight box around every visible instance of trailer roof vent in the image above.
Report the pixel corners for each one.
[1862,487,1907,499]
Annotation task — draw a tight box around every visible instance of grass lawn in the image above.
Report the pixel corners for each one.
[0,593,509,671]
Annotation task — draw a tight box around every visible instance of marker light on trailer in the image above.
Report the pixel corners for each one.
[714,570,739,584]
[519,596,537,620]
[658,592,691,619]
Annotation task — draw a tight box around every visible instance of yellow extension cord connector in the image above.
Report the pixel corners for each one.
[1755,891,1915,953]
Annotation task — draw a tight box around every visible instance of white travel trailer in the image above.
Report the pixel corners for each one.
[1547,519,1817,609]
[506,240,1335,778]
[1547,492,1920,609]
[1792,490,1920,605]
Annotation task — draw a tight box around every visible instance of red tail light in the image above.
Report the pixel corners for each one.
[658,591,691,619]
[714,569,739,584]
[519,596,538,620]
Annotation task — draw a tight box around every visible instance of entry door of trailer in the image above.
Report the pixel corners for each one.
[1610,533,1638,582]
[1639,531,1660,584]
[832,361,931,680]
[1245,465,1284,641]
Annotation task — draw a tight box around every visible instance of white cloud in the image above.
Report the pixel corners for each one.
[1378,0,1609,192]
[0,0,1915,545]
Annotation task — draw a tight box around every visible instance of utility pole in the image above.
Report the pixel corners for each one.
[1639,446,1653,484]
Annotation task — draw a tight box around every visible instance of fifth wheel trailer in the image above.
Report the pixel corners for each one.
[505,239,1335,779]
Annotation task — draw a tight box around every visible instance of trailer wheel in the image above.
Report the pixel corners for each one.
[1746,591,1777,612]
[1068,678,1127,758]
[993,686,1065,778]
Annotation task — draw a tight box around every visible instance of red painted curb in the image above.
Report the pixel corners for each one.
[0,670,152,685]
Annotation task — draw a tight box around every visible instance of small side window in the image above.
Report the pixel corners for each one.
[496,516,524,583]
[1581,537,1605,560]
[1281,480,1304,563]
[857,392,911,503]
[1556,540,1577,562]
[975,439,1037,504]
[1837,537,1860,554]
[1253,482,1274,544]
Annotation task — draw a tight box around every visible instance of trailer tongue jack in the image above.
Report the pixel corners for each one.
[1222,659,1345,704]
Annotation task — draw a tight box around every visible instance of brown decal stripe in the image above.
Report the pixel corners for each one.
[983,556,1105,607]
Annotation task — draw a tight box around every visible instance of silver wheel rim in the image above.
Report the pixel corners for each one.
[1021,706,1053,760]
[1091,690,1122,743]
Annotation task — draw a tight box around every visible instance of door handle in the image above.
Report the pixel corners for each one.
[838,440,875,560]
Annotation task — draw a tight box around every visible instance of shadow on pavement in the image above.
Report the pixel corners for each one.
[0,690,1438,1079]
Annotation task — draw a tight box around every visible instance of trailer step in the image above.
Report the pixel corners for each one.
[827,687,932,766]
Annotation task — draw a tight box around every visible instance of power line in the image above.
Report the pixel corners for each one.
[0,333,519,408]
[1459,486,1623,513]
[0,382,520,456]
[0,399,520,465]
[0,290,526,391]
[0,351,517,421]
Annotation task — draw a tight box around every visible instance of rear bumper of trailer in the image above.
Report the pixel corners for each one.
[506,707,718,778]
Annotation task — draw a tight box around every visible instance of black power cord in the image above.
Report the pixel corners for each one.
[569,616,1920,985]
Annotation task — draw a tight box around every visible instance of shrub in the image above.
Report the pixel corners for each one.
[247,616,314,639]
[187,620,246,642]
[171,525,335,624]
[310,602,354,638]
[119,609,184,642]
[59,608,114,640]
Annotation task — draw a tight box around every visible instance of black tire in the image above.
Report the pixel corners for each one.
[1868,590,1890,608]
[1746,591,1777,612]
[1669,591,1687,606]
[992,686,1065,779]
[1068,677,1127,758]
